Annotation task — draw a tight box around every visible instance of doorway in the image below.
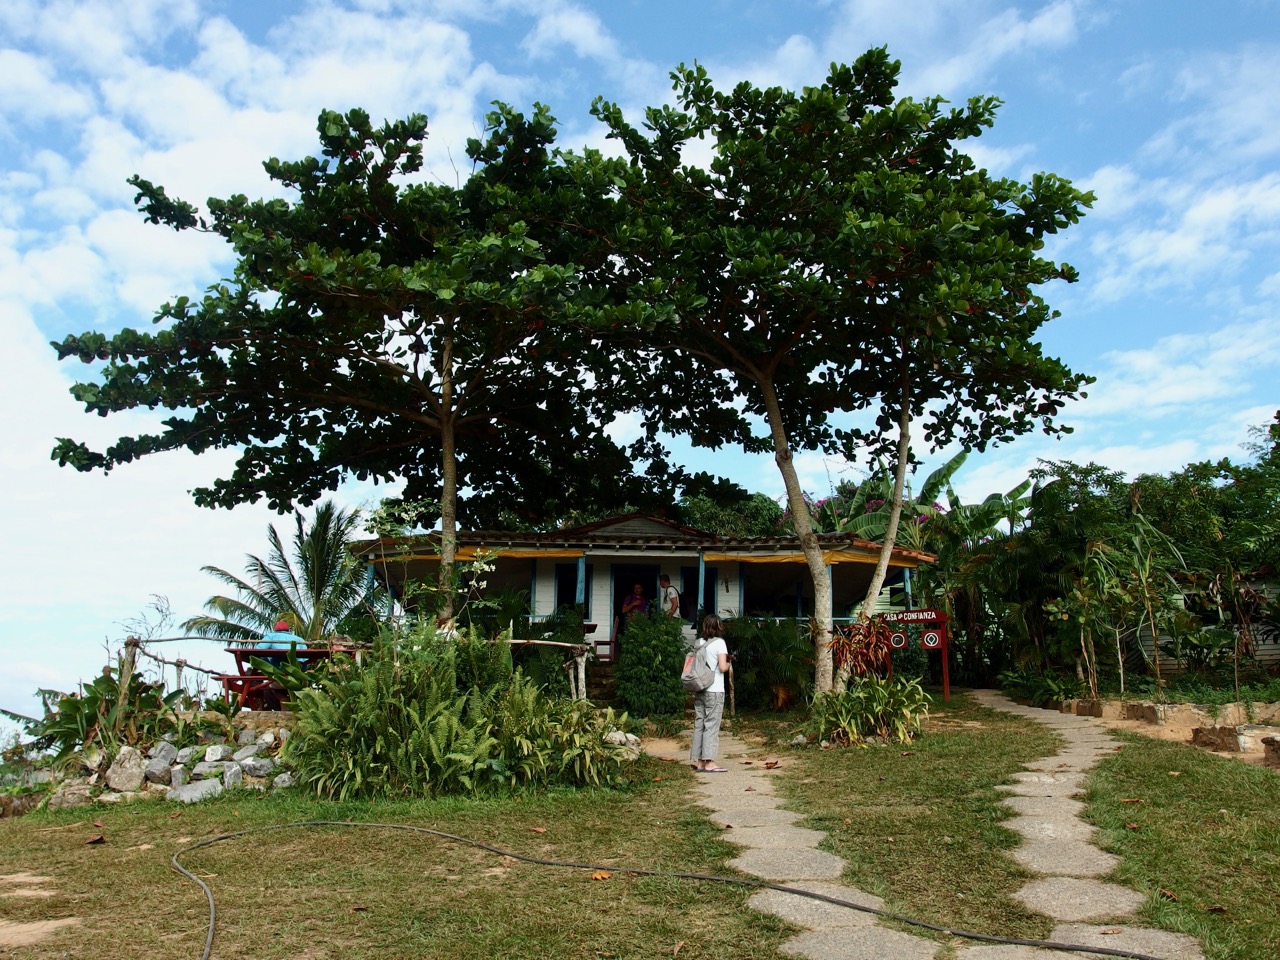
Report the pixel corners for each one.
[609,563,660,658]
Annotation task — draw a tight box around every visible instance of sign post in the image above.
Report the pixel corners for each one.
[881,608,950,701]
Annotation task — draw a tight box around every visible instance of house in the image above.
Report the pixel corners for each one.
[352,514,934,662]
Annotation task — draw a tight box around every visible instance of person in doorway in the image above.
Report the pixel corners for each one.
[622,582,648,620]
[258,619,299,650]
[690,614,731,773]
[659,574,681,618]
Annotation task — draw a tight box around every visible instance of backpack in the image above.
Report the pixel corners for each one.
[681,639,717,692]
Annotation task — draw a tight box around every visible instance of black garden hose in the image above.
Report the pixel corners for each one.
[172,820,1171,960]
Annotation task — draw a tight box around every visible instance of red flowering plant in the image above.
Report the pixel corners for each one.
[829,616,892,677]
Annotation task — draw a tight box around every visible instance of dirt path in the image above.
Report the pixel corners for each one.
[0,873,80,948]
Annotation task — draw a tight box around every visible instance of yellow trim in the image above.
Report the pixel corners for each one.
[703,550,917,568]
[372,548,584,563]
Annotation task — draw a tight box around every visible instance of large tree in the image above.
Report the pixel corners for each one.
[586,50,1093,691]
[53,106,675,615]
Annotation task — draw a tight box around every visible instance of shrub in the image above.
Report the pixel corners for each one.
[723,617,812,711]
[282,633,629,800]
[998,666,1084,707]
[802,675,930,745]
[614,612,688,716]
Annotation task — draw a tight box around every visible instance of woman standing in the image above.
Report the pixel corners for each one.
[690,615,731,773]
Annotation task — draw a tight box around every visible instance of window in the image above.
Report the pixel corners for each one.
[554,562,593,618]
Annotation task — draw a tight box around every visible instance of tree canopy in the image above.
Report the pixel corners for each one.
[584,49,1093,689]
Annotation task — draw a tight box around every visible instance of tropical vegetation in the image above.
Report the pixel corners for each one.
[181,500,374,643]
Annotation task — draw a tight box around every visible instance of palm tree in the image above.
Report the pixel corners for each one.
[182,501,372,643]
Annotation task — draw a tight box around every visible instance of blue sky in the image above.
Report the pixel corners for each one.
[3,0,1279,727]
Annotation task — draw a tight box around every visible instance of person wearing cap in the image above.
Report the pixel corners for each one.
[258,619,299,650]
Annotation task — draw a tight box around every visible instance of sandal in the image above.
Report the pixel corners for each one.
[697,766,729,773]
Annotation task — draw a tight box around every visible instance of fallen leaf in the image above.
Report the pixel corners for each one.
[85,835,106,845]
[658,756,678,762]
[1205,905,1227,914]
[1159,888,1179,901]
[763,760,780,769]
[1119,798,1144,804]
[169,812,182,819]
[500,856,518,868]
[175,837,192,844]
[673,942,685,955]
[1113,746,1124,751]
[1125,823,1139,831]
[93,820,104,828]
[349,905,368,913]
[1100,928,1124,935]
[721,823,734,829]
[652,776,664,782]
[886,837,895,843]
[127,843,155,851]
[744,786,756,792]
[529,826,547,834]
[900,751,914,756]
[739,760,753,765]
[591,870,612,881]
[1168,771,1183,777]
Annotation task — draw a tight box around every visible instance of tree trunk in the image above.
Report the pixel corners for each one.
[759,379,835,693]
[837,395,911,690]
[857,398,912,621]
[437,333,458,622]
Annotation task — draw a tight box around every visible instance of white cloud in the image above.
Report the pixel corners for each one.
[822,0,1081,97]
[521,3,619,61]
[0,49,94,124]
[1088,172,1280,300]
[1079,317,1280,418]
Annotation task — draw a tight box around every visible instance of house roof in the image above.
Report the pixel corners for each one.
[351,513,936,567]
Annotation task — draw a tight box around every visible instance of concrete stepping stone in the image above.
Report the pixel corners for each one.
[999,795,1086,819]
[1049,923,1205,960]
[779,926,941,960]
[996,781,1085,798]
[690,776,778,797]
[722,824,831,849]
[1012,877,1144,922]
[747,880,885,929]
[953,945,1078,959]
[1001,815,1097,843]
[1007,838,1120,877]
[706,806,804,828]
[727,845,847,881]
[1007,772,1087,786]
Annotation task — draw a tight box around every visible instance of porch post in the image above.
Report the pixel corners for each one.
[826,563,834,620]
[575,555,586,609]
[696,550,706,625]
[529,559,538,616]
[903,568,915,610]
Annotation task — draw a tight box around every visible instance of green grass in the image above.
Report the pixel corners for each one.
[0,762,794,960]
[1087,731,1280,960]
[743,691,1063,950]
[6,697,1278,959]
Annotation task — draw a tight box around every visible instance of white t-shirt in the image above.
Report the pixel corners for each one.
[702,637,728,694]
[661,583,680,617]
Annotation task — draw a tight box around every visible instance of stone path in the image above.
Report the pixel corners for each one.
[658,691,1206,960]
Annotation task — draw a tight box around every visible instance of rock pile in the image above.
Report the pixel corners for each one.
[46,723,298,810]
